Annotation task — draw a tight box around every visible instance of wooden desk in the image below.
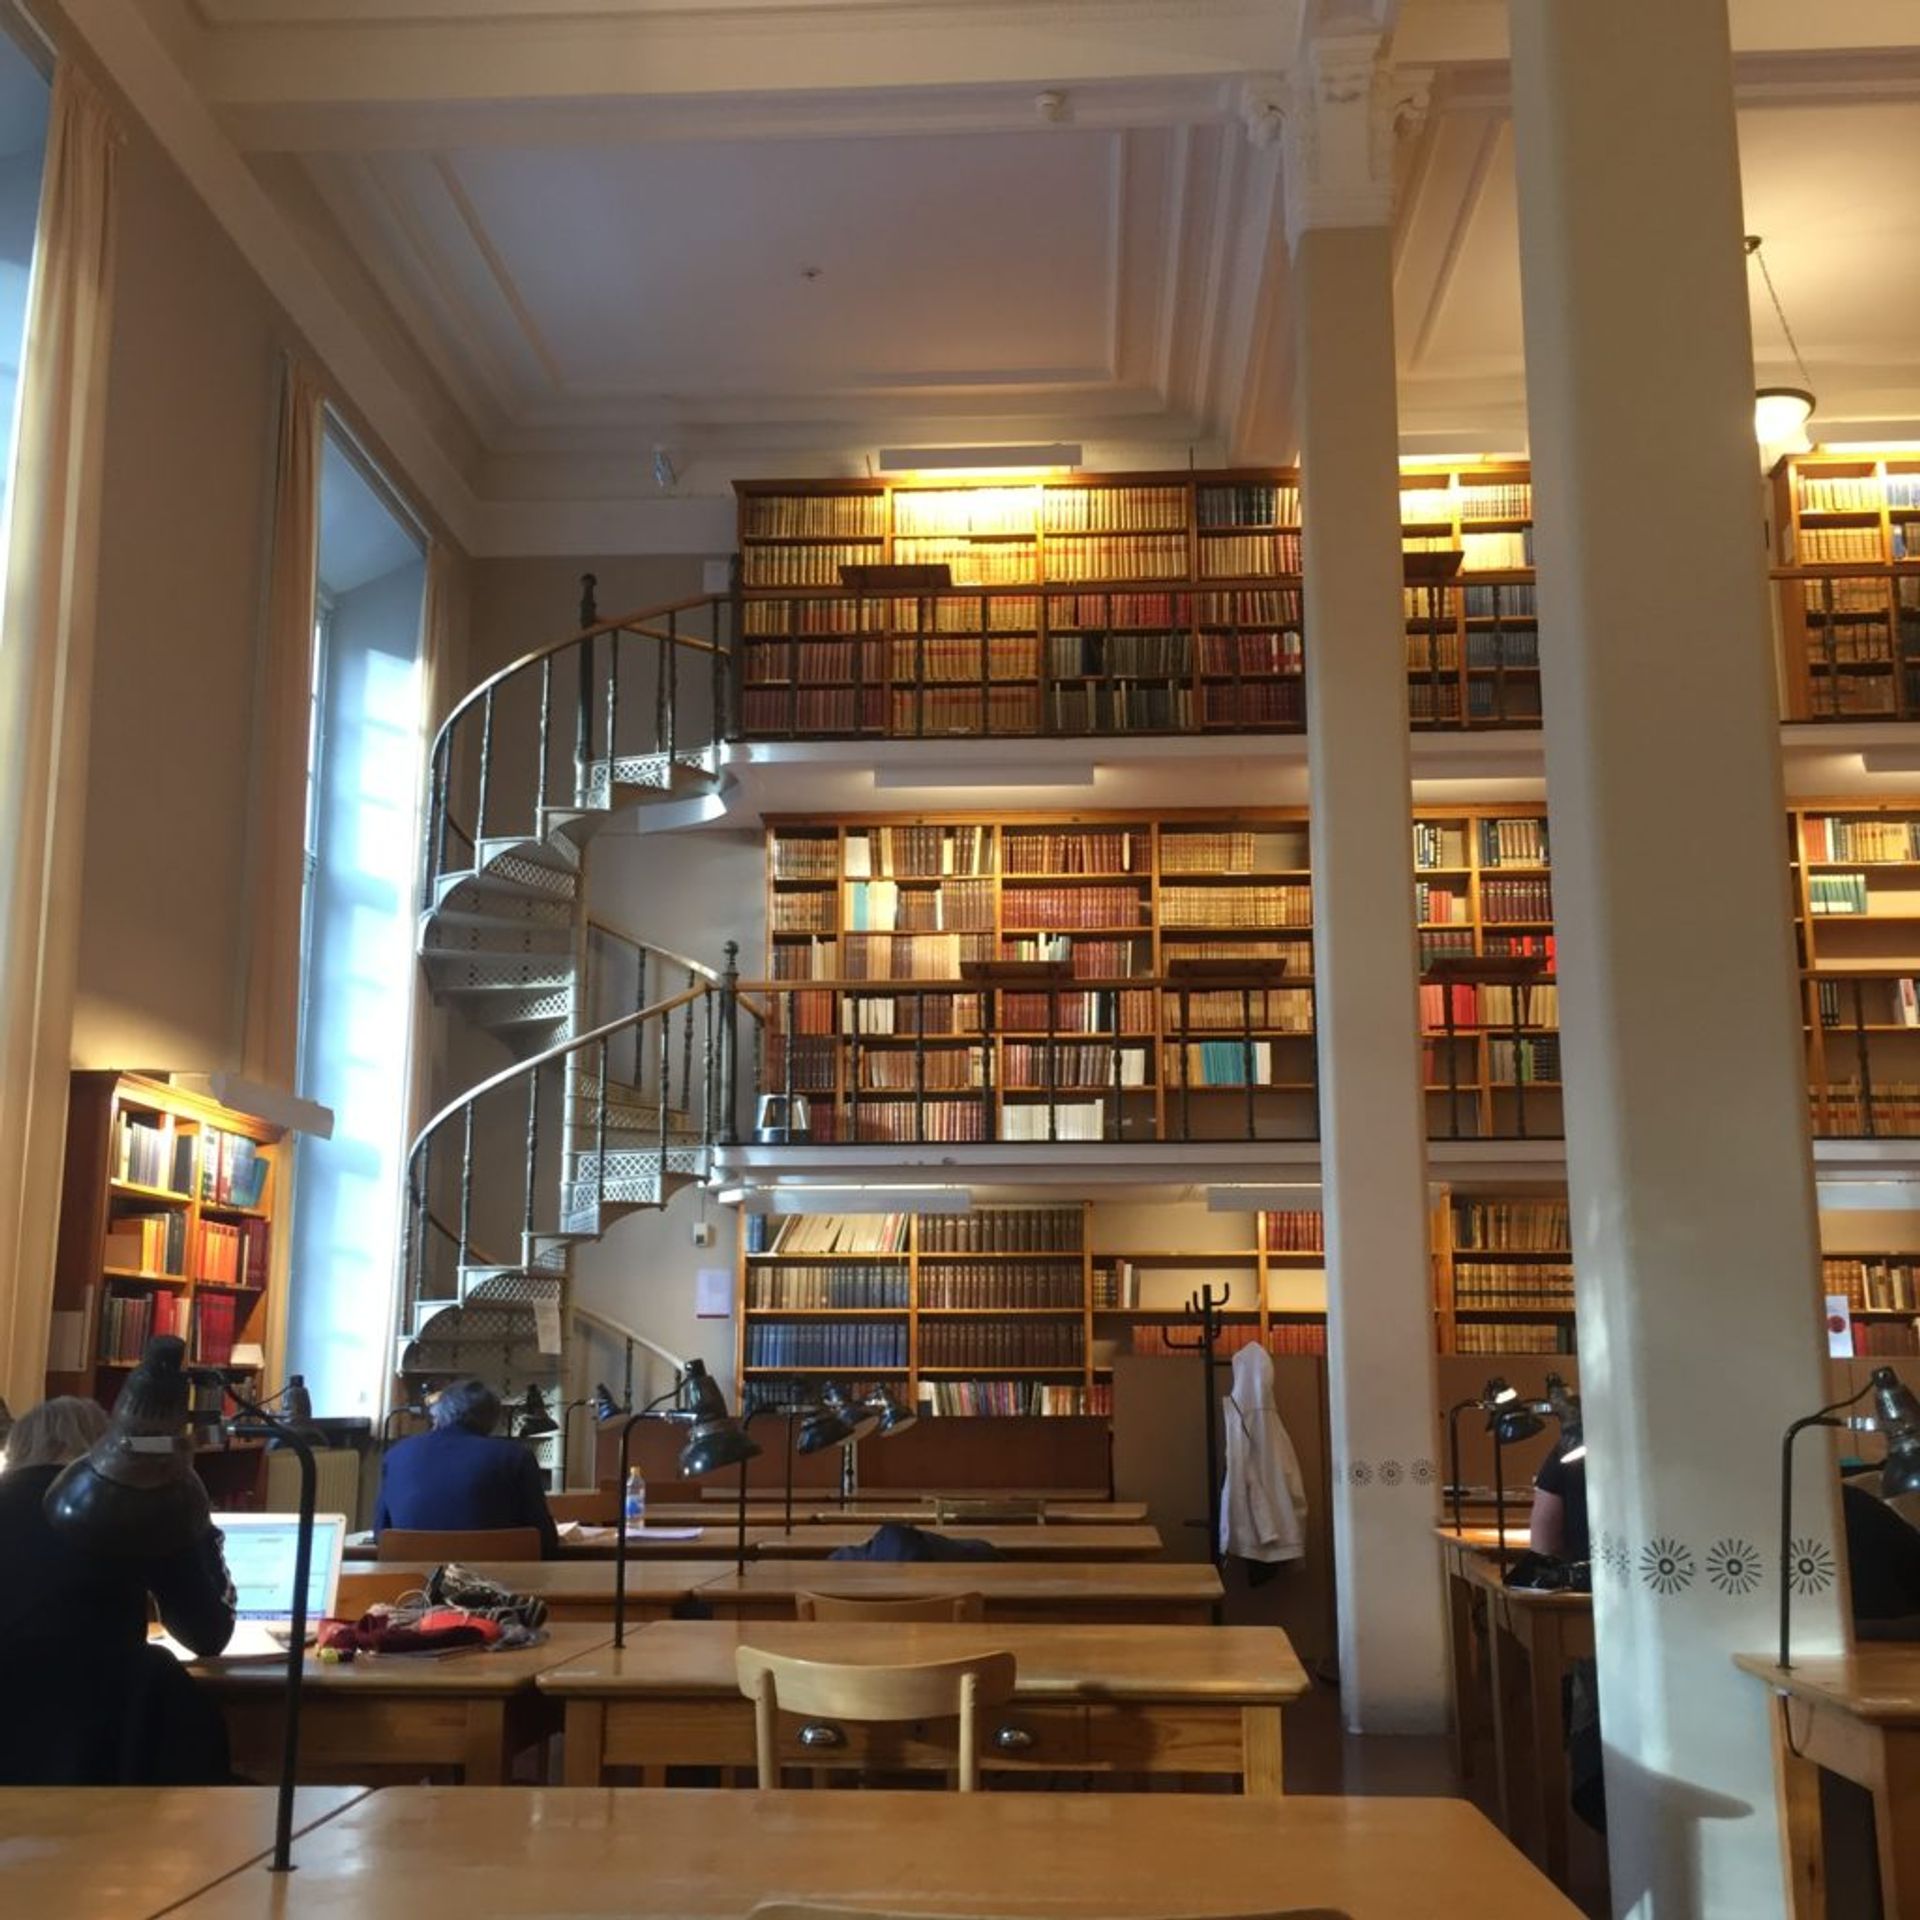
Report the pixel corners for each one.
[166,1786,1581,1917]
[1736,1648,1920,1917]
[691,1559,1223,1625]
[0,1786,367,1918]
[1436,1528,1594,1892]
[191,1622,611,1784]
[337,1560,740,1624]
[542,1620,1305,1793]
[650,1498,1152,1526]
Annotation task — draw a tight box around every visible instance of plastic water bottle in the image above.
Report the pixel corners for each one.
[624,1466,647,1533]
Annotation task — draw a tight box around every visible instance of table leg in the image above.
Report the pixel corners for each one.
[1767,1693,1828,1920]
[1524,1614,1571,1890]
[1241,1705,1284,1798]
[1444,1563,1479,1783]
[563,1701,607,1787]
[461,1701,512,1784]
[1873,1727,1920,1920]
[1486,1595,1525,1847]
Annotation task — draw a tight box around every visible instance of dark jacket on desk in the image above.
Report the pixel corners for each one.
[374,1425,561,1556]
[0,1461,236,1785]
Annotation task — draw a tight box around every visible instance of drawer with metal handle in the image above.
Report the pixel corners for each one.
[772,1705,1087,1770]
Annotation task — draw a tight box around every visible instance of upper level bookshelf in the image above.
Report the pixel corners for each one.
[1772,454,1920,722]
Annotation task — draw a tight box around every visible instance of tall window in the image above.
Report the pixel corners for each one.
[0,11,49,543]
[289,424,427,1415]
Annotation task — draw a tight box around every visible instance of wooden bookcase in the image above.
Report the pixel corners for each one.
[1398,462,1539,729]
[1824,1253,1920,1357]
[734,472,1304,739]
[1429,1187,1575,1357]
[763,809,1319,1145]
[1414,804,1559,1140]
[47,1073,287,1505]
[1771,453,1920,721]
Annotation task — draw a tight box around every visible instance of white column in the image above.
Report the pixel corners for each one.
[1509,3,1844,1911]
[1287,35,1448,1734]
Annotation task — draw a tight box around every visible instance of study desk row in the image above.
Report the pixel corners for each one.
[1,1785,1585,1919]
[193,1611,1293,1793]
[343,1522,1165,1563]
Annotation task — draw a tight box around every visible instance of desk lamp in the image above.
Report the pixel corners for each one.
[1488,1392,1545,1578]
[1779,1365,1920,1669]
[1445,1377,1522,1534]
[612,1360,758,1646]
[514,1385,559,1439]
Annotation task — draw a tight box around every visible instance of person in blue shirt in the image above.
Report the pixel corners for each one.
[374,1379,559,1558]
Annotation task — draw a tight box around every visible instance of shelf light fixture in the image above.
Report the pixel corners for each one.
[875,443,1082,479]
[1747,236,1816,455]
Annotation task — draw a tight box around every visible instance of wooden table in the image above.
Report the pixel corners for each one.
[337,1560,740,1624]
[0,1786,368,1918]
[1736,1648,1920,1917]
[542,1619,1306,1793]
[190,1622,612,1784]
[692,1559,1224,1624]
[650,1498,1153,1525]
[166,1785,1582,1917]
[1435,1529,1594,1892]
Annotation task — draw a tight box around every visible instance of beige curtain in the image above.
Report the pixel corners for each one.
[0,65,120,1412]
[238,361,323,1090]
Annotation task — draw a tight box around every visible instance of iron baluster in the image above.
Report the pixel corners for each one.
[657,995,672,1166]
[537,656,553,816]
[701,989,715,1152]
[523,1067,540,1244]
[1855,978,1877,1139]
[605,630,620,798]
[710,601,726,749]
[596,1036,610,1219]
[718,941,740,1148]
[430,733,451,905]
[458,1103,475,1269]
[475,688,495,843]
[680,966,696,1115]
[576,574,598,807]
[414,1139,433,1312]
[665,617,679,773]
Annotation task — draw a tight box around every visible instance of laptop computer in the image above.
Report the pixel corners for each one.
[161,1510,349,1661]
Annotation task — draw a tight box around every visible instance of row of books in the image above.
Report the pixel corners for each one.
[1049,631,1193,678]
[895,487,1041,536]
[746,1213,911,1255]
[1851,1321,1920,1357]
[1811,1083,1920,1136]
[742,596,1043,636]
[1159,828,1307,874]
[743,494,887,538]
[1003,1042,1149,1089]
[890,539,1038,586]
[841,934,995,980]
[745,1266,910,1310]
[1481,876,1554,921]
[1798,475,1884,513]
[1412,821,1469,870]
[1168,1040,1281,1086]
[1159,884,1311,929]
[1460,678,1538,720]
[771,893,836,933]
[743,1323,910,1370]
[1263,1209,1324,1251]
[1452,1322,1573,1355]
[99,1288,186,1363]
[1800,815,1920,863]
[1797,526,1886,564]
[770,835,840,881]
[1452,1197,1571,1250]
[1001,828,1142,874]
[1198,631,1303,674]
[1045,485,1186,532]
[1465,632,1542,669]
[115,1115,196,1194]
[1459,530,1534,570]
[920,1262,1085,1308]
[923,1207,1083,1252]
[1804,623,1899,663]
[105,1210,187,1277]
[1418,984,1560,1031]
[918,1381,1111,1416]
[1198,483,1299,527]
[856,1048,986,1091]
[920,1323,1085,1368]
[1816,978,1920,1028]
[881,637,1044,682]
[1408,682,1465,724]
[1171,988,1313,1033]
[1466,582,1537,617]
[201,1129,268,1208]
[1486,1035,1563,1083]
[1802,577,1902,614]
[740,687,884,734]
[1454,1262,1576,1310]
[1480,817,1549,867]
[845,825,993,879]
[1200,683,1304,726]
[1807,873,1873,915]
[1045,534,1191,582]
[1128,1321,1326,1359]
[1416,882,1471,927]
[1008,988,1155,1032]
[1197,532,1301,578]
[1051,686,1199,733]
[186,1219,270,1289]
[844,1100,990,1142]
[1825,1258,1920,1313]
[1803,679,1904,716]
[193,1290,245,1367]
[828,993,980,1036]
[1001,1100,1107,1141]
[888,688,1043,734]
[743,544,879,588]
[1001,885,1147,930]
[845,879,995,933]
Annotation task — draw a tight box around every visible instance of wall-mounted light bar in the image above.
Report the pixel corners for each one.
[875,443,1082,477]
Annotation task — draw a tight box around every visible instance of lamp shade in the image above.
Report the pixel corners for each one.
[672,1360,761,1478]
[515,1385,559,1438]
[1492,1404,1544,1446]
[591,1384,620,1423]
[1870,1367,1920,1497]
[795,1400,858,1455]
[44,1336,210,1557]
[1483,1376,1519,1408]
[864,1383,918,1437]
[817,1381,879,1445]
[1755,387,1815,451]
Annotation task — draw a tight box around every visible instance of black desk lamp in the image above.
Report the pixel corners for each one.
[514,1385,559,1438]
[1488,1393,1545,1578]
[612,1359,758,1647]
[1446,1376,1522,1534]
[1779,1365,1920,1670]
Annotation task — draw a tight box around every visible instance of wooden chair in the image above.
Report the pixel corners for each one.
[373,1527,544,1563]
[547,1488,618,1525]
[735,1645,1016,1792]
[795,1590,985,1623]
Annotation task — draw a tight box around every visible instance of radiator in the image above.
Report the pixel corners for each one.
[265,1446,365,1524]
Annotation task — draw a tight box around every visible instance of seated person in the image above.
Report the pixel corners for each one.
[1530,1439,1589,1562]
[1843,1472,1920,1638]
[374,1378,560,1557]
[0,1368,236,1785]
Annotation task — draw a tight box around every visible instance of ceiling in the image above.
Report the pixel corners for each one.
[101,0,1920,551]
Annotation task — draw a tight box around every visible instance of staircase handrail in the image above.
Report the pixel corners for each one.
[569,1302,688,1377]
[585,915,726,992]
[428,593,726,773]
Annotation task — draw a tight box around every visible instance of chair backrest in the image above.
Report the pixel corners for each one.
[374,1527,544,1563]
[794,1589,985,1623]
[748,1907,1347,1920]
[735,1645,1016,1792]
[547,1488,617,1525]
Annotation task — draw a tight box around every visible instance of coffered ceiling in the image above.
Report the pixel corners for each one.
[87,0,1920,550]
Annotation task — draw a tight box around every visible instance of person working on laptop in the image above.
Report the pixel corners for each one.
[374,1377,560,1557]
[0,1365,236,1783]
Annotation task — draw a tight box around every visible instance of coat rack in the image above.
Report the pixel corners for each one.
[1162,1282,1232,1601]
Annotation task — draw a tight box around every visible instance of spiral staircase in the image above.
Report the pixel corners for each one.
[394,585,750,1470]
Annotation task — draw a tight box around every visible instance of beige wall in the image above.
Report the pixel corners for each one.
[469,554,716,677]
[70,118,281,1073]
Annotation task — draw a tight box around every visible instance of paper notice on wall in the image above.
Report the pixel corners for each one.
[534,1298,562,1354]
[1826,1294,1856,1358]
[695,1267,731,1319]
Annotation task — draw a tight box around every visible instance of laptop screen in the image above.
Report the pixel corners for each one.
[218,1512,347,1621]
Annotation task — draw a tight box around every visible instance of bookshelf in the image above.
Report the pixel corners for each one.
[1824,1254,1920,1357]
[47,1072,287,1504]
[1398,463,1539,729]
[763,810,1321,1145]
[734,473,1305,740]
[1772,454,1920,721]
[1414,806,1560,1140]
[1429,1188,1575,1357]
[737,1202,1335,1415]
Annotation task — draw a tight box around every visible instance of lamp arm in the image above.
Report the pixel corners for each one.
[1778,1378,1876,1672]
[225,1386,314,1875]
[1445,1398,1477,1536]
